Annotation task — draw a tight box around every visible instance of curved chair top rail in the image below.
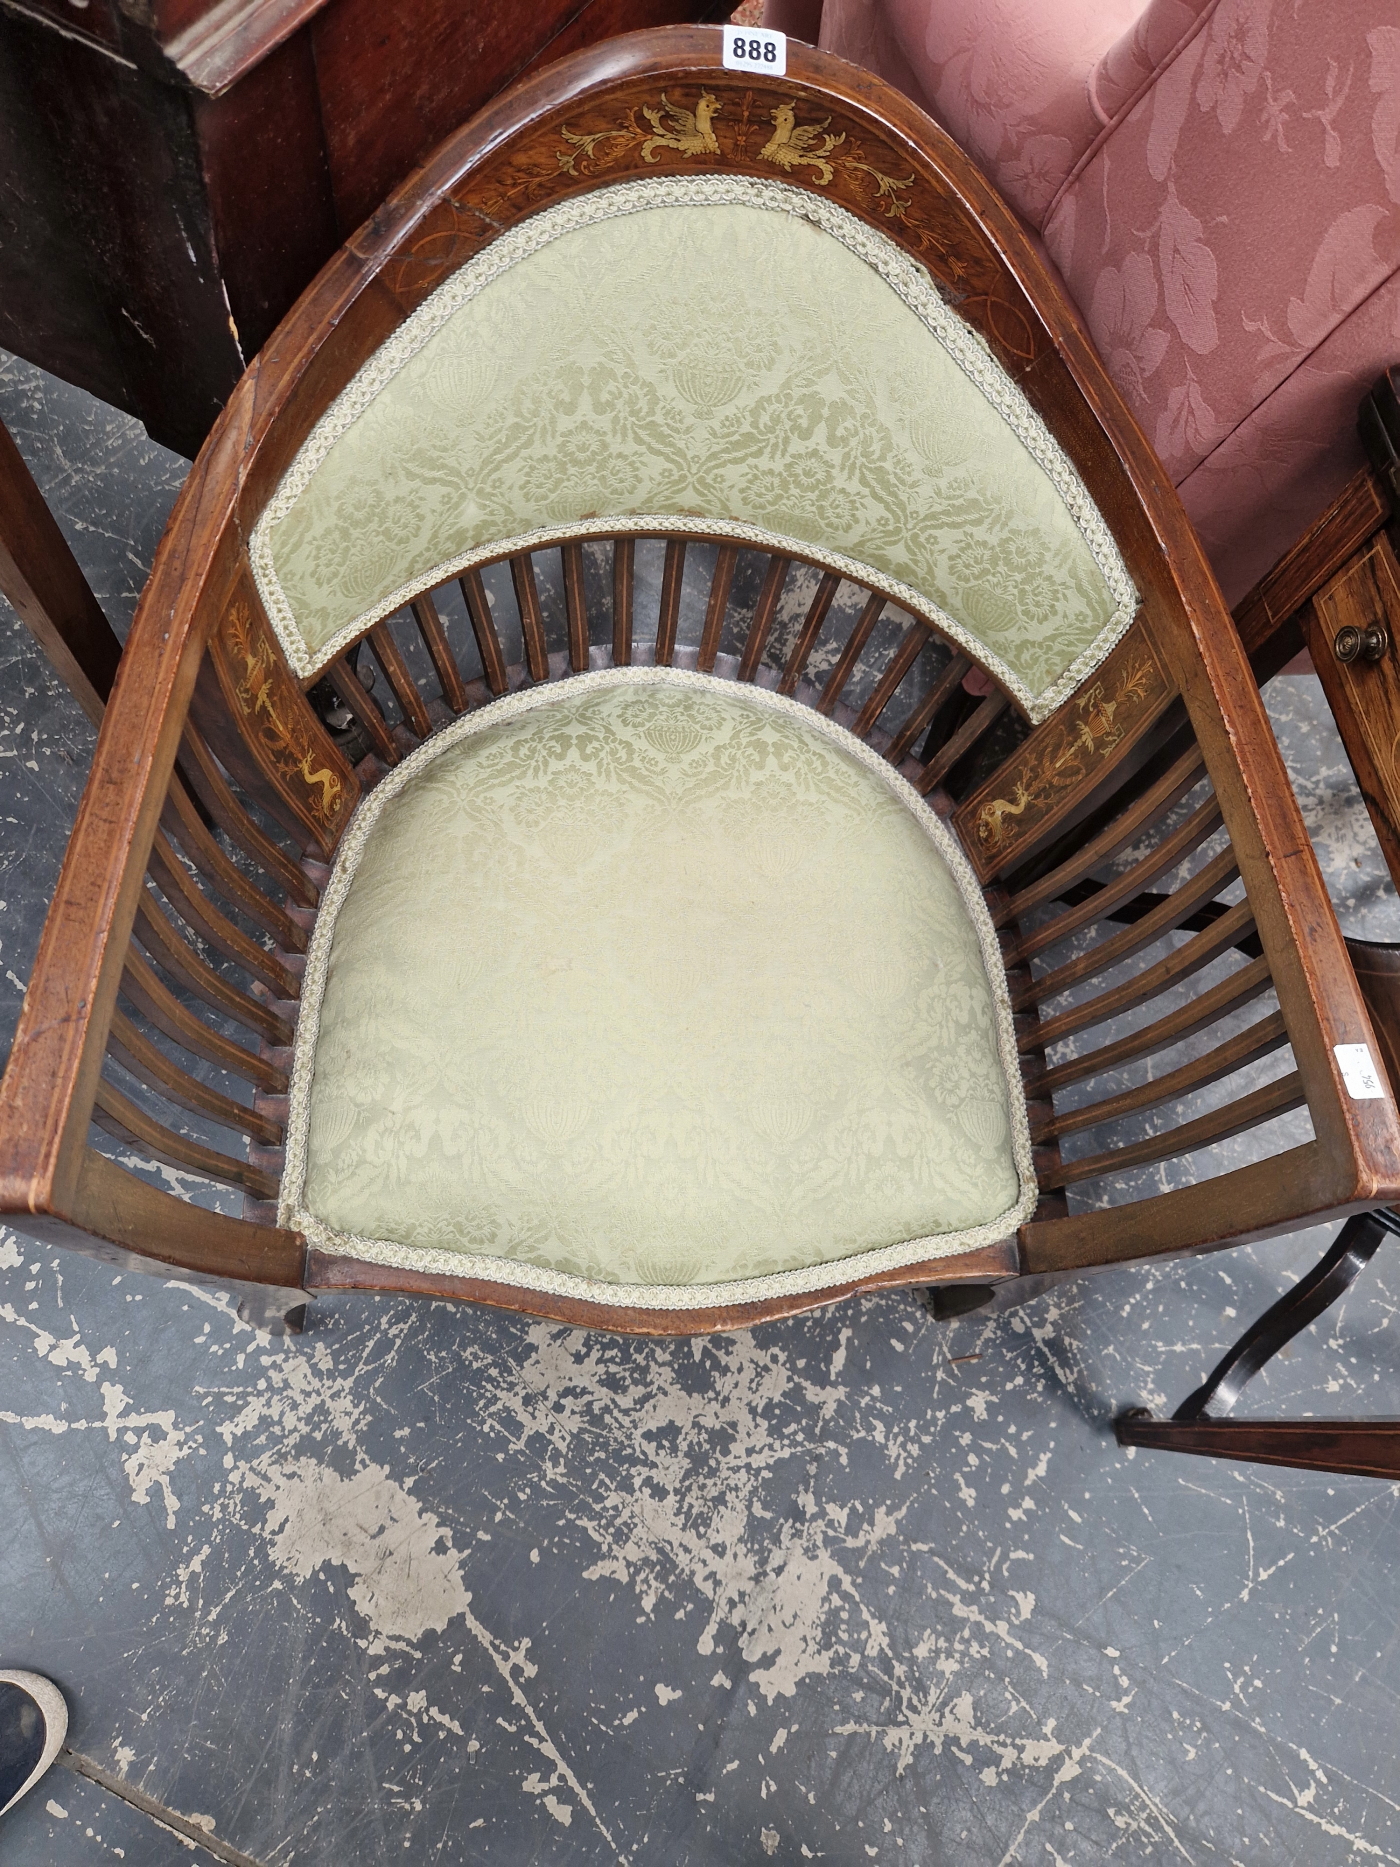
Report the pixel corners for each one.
[3,27,1399,1326]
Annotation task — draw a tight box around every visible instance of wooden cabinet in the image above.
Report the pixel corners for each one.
[0,0,714,455]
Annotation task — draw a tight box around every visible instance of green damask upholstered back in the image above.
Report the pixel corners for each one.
[250,176,1136,722]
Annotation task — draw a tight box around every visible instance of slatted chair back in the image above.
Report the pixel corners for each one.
[2,28,1398,1332]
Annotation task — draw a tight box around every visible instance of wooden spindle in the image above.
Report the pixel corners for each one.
[368,621,433,739]
[459,569,508,696]
[326,657,399,765]
[1027,898,1256,1051]
[1040,1072,1305,1191]
[411,592,470,714]
[133,890,292,1046]
[738,555,790,682]
[1041,1010,1290,1144]
[1002,746,1207,925]
[562,542,590,673]
[1012,796,1224,966]
[107,1011,283,1145]
[698,544,738,673]
[1014,844,1240,1011]
[883,652,970,765]
[1034,955,1273,1097]
[613,537,634,667]
[851,621,929,739]
[121,948,287,1092]
[178,726,318,907]
[162,775,306,952]
[147,831,299,999]
[778,570,841,696]
[817,592,886,715]
[92,1079,281,1202]
[510,554,550,683]
[916,692,1009,793]
[655,539,685,666]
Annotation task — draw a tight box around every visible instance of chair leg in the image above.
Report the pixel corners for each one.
[1114,1209,1400,1478]
[235,1287,309,1335]
[1114,1413,1400,1478]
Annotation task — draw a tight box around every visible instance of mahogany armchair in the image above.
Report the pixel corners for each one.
[2,27,1398,1338]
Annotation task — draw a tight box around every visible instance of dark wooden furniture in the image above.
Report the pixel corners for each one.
[1116,369,1400,1479]
[0,0,715,459]
[3,27,1398,1338]
[0,415,124,727]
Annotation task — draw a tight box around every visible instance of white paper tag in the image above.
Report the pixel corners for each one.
[722,25,787,75]
[1335,1042,1388,1099]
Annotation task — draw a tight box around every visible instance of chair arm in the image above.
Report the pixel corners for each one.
[0,371,257,1225]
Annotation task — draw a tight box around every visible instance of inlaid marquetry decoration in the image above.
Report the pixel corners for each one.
[380,75,1042,373]
[218,598,352,839]
[558,92,723,171]
[956,628,1171,879]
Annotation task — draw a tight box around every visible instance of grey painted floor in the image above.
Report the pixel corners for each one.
[1,352,1399,1866]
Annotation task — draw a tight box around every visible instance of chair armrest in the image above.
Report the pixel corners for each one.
[0,374,297,1267]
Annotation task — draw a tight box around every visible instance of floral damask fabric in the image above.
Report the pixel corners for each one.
[1045,0,1400,601]
[818,0,1400,604]
[251,177,1135,723]
[282,670,1033,1310]
[815,0,1146,223]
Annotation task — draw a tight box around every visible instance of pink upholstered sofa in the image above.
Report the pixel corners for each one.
[770,0,1400,607]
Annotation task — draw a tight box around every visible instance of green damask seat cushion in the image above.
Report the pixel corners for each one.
[249,175,1135,721]
[281,671,1034,1309]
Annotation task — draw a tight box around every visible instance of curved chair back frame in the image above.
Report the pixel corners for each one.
[2,28,1398,1333]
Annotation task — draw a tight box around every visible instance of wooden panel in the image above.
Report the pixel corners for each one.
[203,578,358,854]
[956,627,1173,879]
[1233,467,1391,659]
[313,0,709,234]
[378,42,1052,381]
[1305,533,1400,896]
[191,31,339,364]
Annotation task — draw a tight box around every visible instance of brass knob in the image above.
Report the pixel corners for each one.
[1334,622,1390,663]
